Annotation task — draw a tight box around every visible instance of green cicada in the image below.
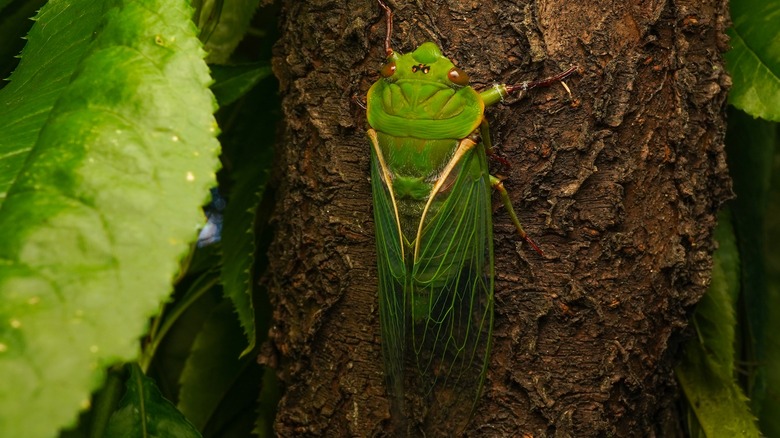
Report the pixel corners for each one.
[366,1,576,434]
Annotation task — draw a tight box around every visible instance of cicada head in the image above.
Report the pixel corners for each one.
[378,42,470,89]
[368,42,483,139]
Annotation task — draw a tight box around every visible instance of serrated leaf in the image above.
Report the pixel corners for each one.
[217,68,277,356]
[677,343,760,438]
[177,300,250,431]
[696,210,741,370]
[0,0,110,198]
[725,0,780,121]
[0,0,220,436]
[220,161,271,356]
[0,0,48,84]
[106,364,201,438]
[676,210,760,438]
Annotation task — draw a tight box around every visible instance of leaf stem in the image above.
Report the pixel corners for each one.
[138,274,220,372]
[88,365,126,438]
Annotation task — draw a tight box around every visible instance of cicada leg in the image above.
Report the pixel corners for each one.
[352,93,367,110]
[480,66,579,107]
[489,174,544,256]
[478,119,511,168]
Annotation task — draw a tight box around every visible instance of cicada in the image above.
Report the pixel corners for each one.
[365,1,576,434]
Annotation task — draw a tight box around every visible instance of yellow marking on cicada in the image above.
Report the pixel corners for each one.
[368,129,405,261]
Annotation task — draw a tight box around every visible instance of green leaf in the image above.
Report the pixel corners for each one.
[177,300,250,430]
[196,0,261,64]
[0,0,48,84]
[139,264,222,375]
[725,0,780,121]
[253,365,280,438]
[698,211,741,370]
[676,210,760,438]
[0,0,220,436]
[756,122,780,436]
[725,108,777,418]
[0,0,111,198]
[106,364,201,438]
[210,63,272,107]
[220,158,272,356]
[217,67,277,356]
[0,0,14,13]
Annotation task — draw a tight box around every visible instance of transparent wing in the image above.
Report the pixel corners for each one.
[410,145,494,433]
[370,141,408,409]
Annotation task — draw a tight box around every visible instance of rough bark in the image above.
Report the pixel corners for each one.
[264,0,732,436]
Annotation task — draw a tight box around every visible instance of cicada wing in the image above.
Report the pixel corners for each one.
[370,139,408,412]
[410,144,494,433]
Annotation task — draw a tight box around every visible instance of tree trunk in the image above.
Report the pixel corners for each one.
[264,0,732,436]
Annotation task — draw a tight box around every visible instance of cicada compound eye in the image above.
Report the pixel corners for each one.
[381,61,397,78]
[447,67,469,86]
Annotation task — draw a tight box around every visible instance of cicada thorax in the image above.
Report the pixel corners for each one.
[373,133,454,234]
